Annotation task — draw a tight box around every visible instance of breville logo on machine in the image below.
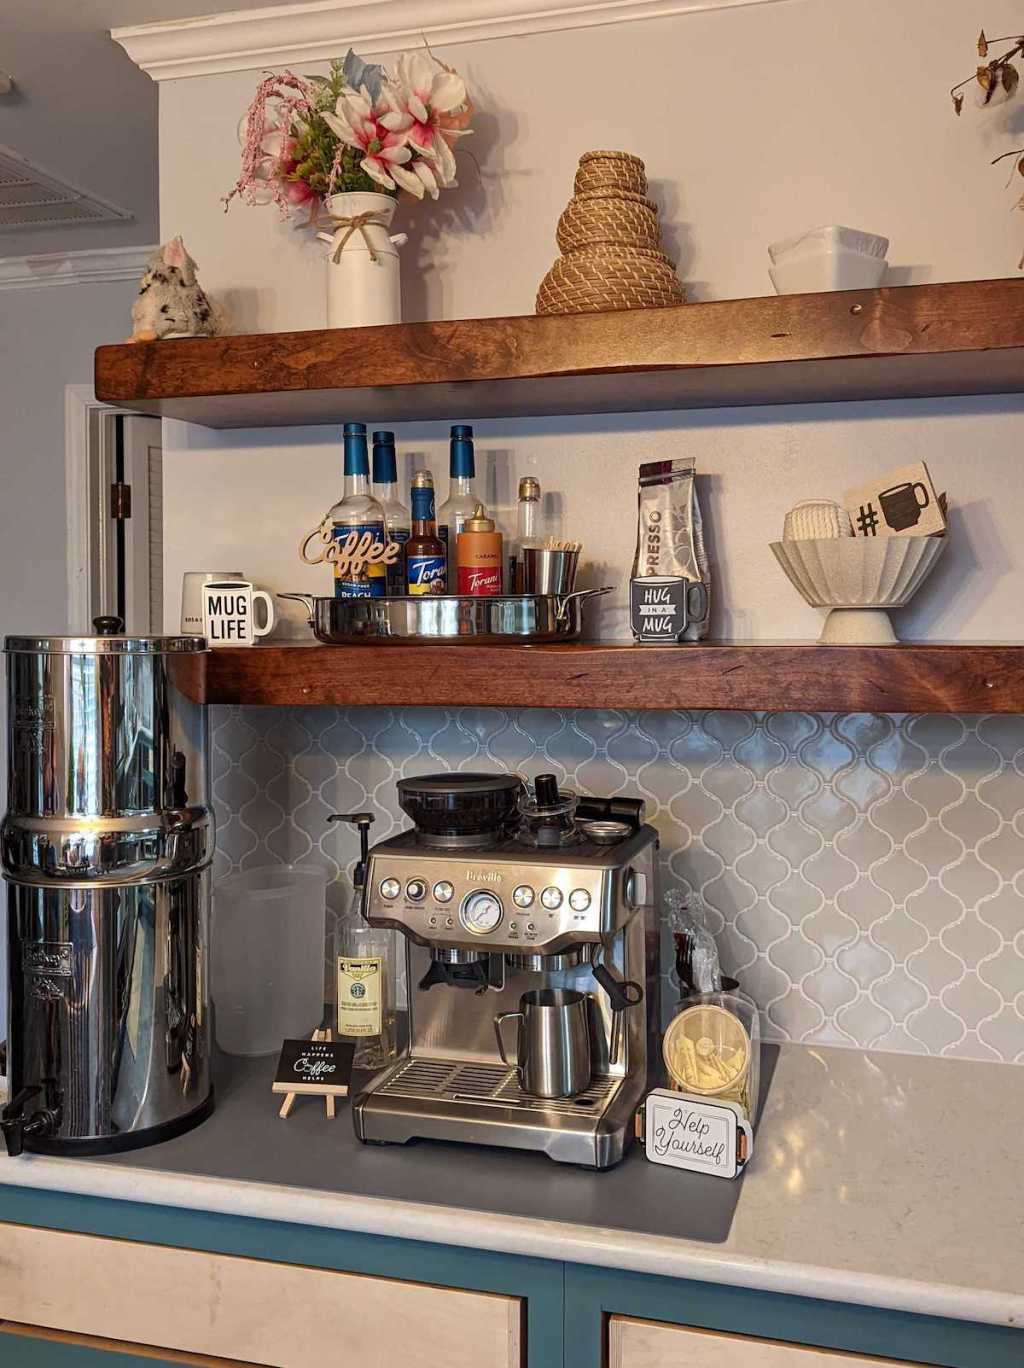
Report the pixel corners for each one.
[466,869,503,884]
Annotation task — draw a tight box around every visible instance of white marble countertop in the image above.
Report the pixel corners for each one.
[2,1043,1020,1330]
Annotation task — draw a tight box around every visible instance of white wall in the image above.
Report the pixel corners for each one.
[149,0,1024,1062]
[157,0,1024,641]
[0,275,138,1034]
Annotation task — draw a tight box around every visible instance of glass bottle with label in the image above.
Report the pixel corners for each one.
[328,422,387,598]
[437,424,477,580]
[508,475,541,593]
[329,813,397,1071]
[406,470,448,595]
[371,430,410,597]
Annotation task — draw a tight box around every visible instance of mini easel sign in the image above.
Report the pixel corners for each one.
[639,1089,752,1179]
[272,1029,354,1120]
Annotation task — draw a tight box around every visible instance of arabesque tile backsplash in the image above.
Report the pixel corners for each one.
[210,706,1024,1066]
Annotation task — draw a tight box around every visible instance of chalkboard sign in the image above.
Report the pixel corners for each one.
[272,1036,355,1098]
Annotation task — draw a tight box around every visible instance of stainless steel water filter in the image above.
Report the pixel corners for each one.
[1,618,214,1155]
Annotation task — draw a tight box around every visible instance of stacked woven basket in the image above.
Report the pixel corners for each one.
[536,151,685,315]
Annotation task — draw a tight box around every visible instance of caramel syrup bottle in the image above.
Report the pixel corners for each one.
[406,471,448,595]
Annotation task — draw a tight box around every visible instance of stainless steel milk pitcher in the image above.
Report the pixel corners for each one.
[494,988,592,1099]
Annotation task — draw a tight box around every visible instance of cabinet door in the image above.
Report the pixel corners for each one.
[0,1320,258,1364]
[0,1223,522,1368]
[608,1317,928,1367]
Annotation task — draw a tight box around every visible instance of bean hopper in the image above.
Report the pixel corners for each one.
[349,772,659,1168]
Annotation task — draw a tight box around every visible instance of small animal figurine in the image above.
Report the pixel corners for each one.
[130,236,218,342]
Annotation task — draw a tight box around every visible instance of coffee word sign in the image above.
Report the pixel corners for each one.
[843,462,946,540]
[202,580,276,648]
[630,576,709,645]
[301,518,402,575]
[641,1089,752,1179]
[272,1036,355,1100]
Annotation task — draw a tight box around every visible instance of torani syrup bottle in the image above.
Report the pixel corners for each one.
[406,470,448,595]
[457,503,503,596]
[438,424,477,579]
[371,430,410,596]
[327,423,387,598]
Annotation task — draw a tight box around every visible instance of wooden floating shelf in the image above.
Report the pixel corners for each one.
[181,641,1024,714]
[96,279,1024,428]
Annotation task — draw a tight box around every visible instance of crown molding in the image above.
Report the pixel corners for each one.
[112,0,781,82]
[0,245,154,292]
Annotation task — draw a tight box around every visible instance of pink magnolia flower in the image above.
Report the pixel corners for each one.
[258,129,316,207]
[379,51,471,199]
[322,87,411,191]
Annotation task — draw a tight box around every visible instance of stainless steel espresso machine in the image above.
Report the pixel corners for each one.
[351,772,659,1168]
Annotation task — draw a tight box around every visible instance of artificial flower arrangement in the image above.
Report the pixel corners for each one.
[226,46,473,217]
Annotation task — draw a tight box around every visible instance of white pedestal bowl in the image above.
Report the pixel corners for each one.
[770,536,947,644]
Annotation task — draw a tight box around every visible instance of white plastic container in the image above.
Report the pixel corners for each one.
[767,225,889,294]
[212,865,328,1056]
[319,191,404,328]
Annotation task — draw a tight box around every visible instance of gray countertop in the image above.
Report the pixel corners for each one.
[2,1043,1022,1330]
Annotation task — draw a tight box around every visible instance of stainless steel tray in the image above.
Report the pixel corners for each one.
[279,589,612,643]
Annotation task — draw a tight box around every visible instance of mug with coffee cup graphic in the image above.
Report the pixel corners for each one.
[181,571,243,634]
[202,579,276,647]
[878,481,929,532]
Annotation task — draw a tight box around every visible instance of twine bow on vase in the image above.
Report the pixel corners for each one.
[316,209,388,264]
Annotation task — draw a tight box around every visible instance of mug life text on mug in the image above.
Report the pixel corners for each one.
[202,580,276,647]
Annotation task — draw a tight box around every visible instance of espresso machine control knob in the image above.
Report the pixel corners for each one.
[379,878,401,900]
[460,890,503,935]
[540,886,563,911]
[625,869,649,909]
[406,878,428,902]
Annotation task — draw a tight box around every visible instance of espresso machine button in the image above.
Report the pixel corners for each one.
[406,878,428,902]
[512,885,535,909]
[459,890,503,935]
[380,878,401,900]
[433,881,454,903]
[540,886,563,911]
[569,888,591,911]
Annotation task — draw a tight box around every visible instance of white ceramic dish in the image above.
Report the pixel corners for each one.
[769,535,946,643]
[768,225,889,294]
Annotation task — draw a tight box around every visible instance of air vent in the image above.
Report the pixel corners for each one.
[0,144,132,231]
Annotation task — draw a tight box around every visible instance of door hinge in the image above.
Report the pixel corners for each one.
[110,482,132,520]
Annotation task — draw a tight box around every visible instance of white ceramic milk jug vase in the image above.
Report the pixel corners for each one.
[319,191,406,328]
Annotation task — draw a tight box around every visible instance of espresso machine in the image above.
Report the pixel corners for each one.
[351,772,659,1168]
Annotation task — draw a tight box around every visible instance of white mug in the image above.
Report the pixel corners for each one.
[181,571,243,634]
[202,579,276,647]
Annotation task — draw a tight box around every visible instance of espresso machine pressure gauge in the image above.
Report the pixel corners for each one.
[460,890,504,934]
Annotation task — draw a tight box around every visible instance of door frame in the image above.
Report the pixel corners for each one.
[64,385,163,633]
[64,384,109,632]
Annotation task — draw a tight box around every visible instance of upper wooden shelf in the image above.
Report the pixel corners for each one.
[95,279,1024,428]
[176,641,1024,714]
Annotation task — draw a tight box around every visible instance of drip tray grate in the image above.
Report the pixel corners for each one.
[375,1056,618,1115]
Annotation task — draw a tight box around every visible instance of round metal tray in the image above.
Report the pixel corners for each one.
[279,589,612,644]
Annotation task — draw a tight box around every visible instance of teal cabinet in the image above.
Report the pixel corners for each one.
[0,1186,1017,1368]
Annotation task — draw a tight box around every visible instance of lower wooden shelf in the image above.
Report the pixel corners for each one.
[187,641,1024,714]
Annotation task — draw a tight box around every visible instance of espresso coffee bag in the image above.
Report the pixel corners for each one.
[631,458,710,640]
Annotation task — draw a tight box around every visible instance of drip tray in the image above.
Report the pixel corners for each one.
[356,1052,639,1166]
[376,1057,618,1115]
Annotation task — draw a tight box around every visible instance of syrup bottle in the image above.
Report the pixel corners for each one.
[406,470,447,595]
[457,504,503,596]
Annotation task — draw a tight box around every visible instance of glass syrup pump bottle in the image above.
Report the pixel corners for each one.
[328,812,397,1069]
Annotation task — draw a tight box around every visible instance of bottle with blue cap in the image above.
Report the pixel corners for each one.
[327,423,387,598]
[438,424,478,580]
[371,431,410,596]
